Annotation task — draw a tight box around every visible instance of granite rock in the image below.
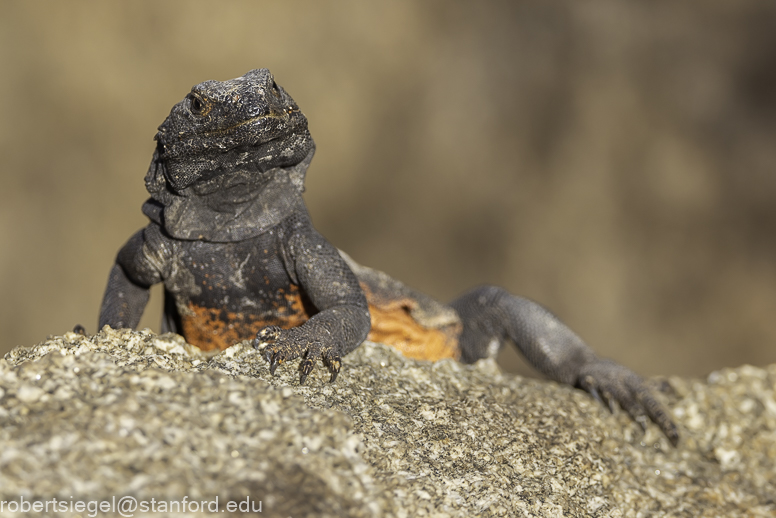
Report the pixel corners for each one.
[1,328,774,517]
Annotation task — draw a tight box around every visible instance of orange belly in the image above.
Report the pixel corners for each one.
[366,302,460,361]
[179,282,462,361]
[180,285,311,352]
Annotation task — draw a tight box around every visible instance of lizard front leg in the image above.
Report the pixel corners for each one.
[99,264,150,329]
[254,223,370,384]
[99,229,163,330]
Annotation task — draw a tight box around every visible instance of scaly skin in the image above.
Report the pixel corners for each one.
[99,69,678,445]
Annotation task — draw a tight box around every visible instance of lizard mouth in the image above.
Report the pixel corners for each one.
[157,104,304,155]
[198,115,268,138]
[199,106,300,138]
[154,123,313,193]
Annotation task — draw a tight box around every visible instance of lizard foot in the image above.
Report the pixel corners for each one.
[577,359,679,446]
[253,326,341,384]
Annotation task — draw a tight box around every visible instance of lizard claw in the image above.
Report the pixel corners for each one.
[601,389,617,414]
[578,359,679,446]
[580,375,603,406]
[326,354,342,383]
[72,324,87,336]
[254,326,344,384]
[299,358,315,385]
[269,354,283,376]
[255,326,289,376]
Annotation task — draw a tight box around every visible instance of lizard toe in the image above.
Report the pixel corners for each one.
[298,342,323,384]
[269,352,284,376]
[579,359,679,445]
[629,378,680,446]
[299,358,315,385]
[324,353,342,383]
[254,325,283,350]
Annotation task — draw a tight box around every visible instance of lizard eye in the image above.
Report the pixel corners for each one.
[189,95,207,116]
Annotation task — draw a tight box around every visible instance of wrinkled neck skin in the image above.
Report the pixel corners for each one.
[143,132,315,242]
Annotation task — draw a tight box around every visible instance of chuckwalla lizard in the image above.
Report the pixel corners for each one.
[99,69,678,444]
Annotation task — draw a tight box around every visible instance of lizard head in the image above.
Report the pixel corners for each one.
[149,68,314,193]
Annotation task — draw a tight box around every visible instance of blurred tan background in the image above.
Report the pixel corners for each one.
[1,1,775,378]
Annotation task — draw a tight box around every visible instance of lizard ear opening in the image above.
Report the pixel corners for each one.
[271,81,282,98]
[287,144,315,193]
[144,146,168,195]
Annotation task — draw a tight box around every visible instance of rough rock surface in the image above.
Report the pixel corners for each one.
[1,329,775,517]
